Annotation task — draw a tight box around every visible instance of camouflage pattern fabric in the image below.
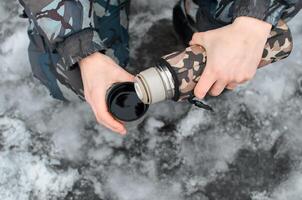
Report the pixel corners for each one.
[19,0,300,101]
[163,20,293,101]
[259,20,294,67]
[192,0,302,26]
[20,0,130,100]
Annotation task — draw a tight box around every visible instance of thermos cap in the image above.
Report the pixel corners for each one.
[106,82,149,122]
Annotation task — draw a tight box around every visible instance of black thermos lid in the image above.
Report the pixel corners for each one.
[106,82,149,122]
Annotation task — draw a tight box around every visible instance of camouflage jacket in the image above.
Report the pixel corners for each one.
[19,0,301,69]
[19,0,301,100]
[19,0,130,70]
[233,0,301,25]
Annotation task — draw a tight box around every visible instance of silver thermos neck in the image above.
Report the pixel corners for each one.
[134,65,175,104]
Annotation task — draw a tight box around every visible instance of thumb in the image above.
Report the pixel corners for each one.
[189,32,208,47]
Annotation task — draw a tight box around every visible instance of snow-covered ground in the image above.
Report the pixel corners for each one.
[0,1,302,200]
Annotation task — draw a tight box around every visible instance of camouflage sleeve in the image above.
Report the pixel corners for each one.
[19,0,106,70]
[233,0,302,26]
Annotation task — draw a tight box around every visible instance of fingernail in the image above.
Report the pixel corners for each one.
[120,129,127,135]
[194,93,202,99]
[197,95,204,100]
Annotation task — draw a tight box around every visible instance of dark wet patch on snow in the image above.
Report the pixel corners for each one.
[205,148,291,200]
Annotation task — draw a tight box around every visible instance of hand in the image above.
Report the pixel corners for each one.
[79,52,134,135]
[190,16,272,98]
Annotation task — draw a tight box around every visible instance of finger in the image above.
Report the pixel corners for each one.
[194,66,217,99]
[189,32,207,46]
[92,96,127,135]
[226,83,238,90]
[209,81,227,96]
[90,101,126,135]
[97,106,126,135]
[102,121,126,135]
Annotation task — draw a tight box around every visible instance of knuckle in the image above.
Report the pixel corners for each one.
[191,34,197,41]
[192,33,200,40]
[222,76,230,83]
[235,76,245,83]
[208,66,217,74]
[247,71,256,80]
[212,68,223,77]
[193,32,207,43]
[242,73,254,82]
[245,75,253,81]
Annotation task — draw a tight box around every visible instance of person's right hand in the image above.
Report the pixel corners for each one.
[79,52,134,135]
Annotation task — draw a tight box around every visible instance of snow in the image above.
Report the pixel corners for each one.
[106,170,182,200]
[0,0,302,200]
[0,117,78,200]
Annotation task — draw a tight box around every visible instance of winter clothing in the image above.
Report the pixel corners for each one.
[19,0,301,100]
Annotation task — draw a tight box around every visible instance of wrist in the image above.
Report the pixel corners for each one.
[233,16,272,39]
[79,52,105,70]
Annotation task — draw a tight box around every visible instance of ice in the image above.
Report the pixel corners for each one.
[0,117,31,150]
[0,117,78,200]
[107,170,182,200]
[1,0,302,200]
[0,28,30,82]
[272,171,302,200]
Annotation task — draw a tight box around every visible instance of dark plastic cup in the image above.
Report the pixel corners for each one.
[106,82,149,122]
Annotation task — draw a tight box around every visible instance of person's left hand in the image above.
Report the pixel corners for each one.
[190,16,272,99]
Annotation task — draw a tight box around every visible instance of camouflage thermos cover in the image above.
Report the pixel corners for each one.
[162,20,293,101]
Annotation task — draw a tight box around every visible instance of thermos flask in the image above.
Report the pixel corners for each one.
[134,20,292,105]
[107,20,292,121]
